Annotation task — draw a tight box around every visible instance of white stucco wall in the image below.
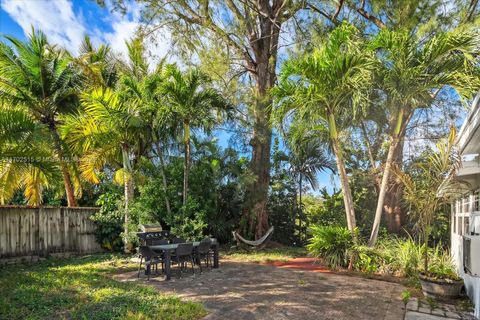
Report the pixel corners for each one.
[451,233,480,318]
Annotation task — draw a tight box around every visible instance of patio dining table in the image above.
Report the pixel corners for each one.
[149,239,219,280]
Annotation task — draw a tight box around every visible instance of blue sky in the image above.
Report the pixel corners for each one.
[0,0,338,194]
[0,0,170,58]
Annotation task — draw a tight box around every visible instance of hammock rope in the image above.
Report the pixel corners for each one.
[232,226,274,247]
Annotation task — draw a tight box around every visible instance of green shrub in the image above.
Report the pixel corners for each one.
[91,192,124,251]
[353,245,384,274]
[427,244,459,280]
[307,225,354,269]
[170,200,208,241]
[386,237,423,277]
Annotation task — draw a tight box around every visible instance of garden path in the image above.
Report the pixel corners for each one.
[404,298,475,320]
[116,258,406,320]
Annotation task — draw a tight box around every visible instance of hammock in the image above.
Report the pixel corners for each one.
[232,226,274,247]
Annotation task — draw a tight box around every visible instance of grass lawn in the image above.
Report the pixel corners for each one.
[223,247,307,263]
[0,254,206,320]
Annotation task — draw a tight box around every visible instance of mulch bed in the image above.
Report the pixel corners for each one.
[265,257,332,273]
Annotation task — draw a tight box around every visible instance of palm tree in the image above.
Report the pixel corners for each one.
[0,29,83,206]
[274,23,374,234]
[368,28,480,246]
[283,123,335,234]
[291,141,335,238]
[394,128,469,272]
[160,65,230,207]
[63,87,146,248]
[74,35,117,89]
[0,105,62,205]
[119,38,173,217]
[62,38,155,249]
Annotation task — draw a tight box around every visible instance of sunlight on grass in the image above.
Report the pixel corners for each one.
[224,247,307,263]
[0,254,206,320]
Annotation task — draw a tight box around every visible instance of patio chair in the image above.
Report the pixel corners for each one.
[137,246,163,280]
[201,238,215,260]
[171,237,186,244]
[172,243,195,278]
[196,240,212,272]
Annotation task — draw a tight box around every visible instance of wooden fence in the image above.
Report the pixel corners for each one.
[0,206,102,262]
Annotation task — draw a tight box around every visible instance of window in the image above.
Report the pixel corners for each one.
[451,191,480,235]
[458,217,463,235]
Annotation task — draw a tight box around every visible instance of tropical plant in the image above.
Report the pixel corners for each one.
[394,129,469,273]
[75,35,117,89]
[428,244,460,280]
[160,65,230,207]
[91,190,124,251]
[62,39,159,250]
[284,124,335,229]
[379,236,423,277]
[304,189,347,228]
[307,225,355,269]
[369,27,480,246]
[274,23,374,234]
[0,106,64,205]
[0,30,84,206]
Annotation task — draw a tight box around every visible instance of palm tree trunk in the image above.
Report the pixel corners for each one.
[328,113,356,233]
[369,108,406,246]
[50,125,77,207]
[122,145,134,252]
[156,143,172,216]
[368,136,399,246]
[384,138,405,234]
[183,121,190,207]
[299,175,302,236]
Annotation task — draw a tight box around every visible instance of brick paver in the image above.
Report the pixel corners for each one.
[404,298,475,320]
[116,259,406,319]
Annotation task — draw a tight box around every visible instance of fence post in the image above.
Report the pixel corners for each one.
[35,207,40,258]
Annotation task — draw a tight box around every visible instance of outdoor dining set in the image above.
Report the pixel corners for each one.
[136,230,219,280]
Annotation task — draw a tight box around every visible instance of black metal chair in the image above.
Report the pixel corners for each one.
[171,237,186,244]
[172,243,194,278]
[137,246,163,280]
[196,240,212,272]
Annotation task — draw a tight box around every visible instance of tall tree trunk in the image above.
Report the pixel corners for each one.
[156,142,172,216]
[369,136,399,245]
[328,113,356,233]
[384,138,405,234]
[247,98,272,238]
[50,125,77,207]
[369,108,411,246]
[243,24,279,239]
[299,175,303,241]
[183,120,190,207]
[122,145,134,253]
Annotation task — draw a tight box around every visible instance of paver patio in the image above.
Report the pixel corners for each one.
[115,258,407,319]
[404,298,475,320]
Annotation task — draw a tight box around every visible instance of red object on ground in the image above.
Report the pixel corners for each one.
[267,257,331,273]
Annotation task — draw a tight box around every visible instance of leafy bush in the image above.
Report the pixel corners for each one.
[427,244,459,280]
[132,142,246,243]
[169,200,208,241]
[305,189,346,228]
[307,225,354,269]
[380,236,423,277]
[90,192,124,251]
[353,245,384,274]
[350,236,457,281]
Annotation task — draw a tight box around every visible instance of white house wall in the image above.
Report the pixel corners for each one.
[451,233,480,318]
